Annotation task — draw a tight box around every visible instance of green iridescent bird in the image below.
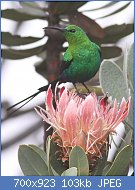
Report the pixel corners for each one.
[8,25,101,111]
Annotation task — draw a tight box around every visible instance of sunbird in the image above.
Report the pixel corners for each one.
[8,25,101,112]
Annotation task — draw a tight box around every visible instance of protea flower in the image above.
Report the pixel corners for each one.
[35,85,131,165]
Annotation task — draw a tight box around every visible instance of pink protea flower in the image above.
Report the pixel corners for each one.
[35,85,131,162]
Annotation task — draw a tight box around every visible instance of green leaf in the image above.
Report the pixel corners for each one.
[96,2,131,19]
[102,162,112,175]
[83,2,119,11]
[69,146,89,176]
[29,144,54,176]
[102,24,133,44]
[46,136,54,175]
[28,144,48,164]
[94,2,119,10]
[99,60,129,102]
[49,2,86,15]
[106,145,132,176]
[19,2,45,17]
[19,2,42,9]
[2,45,44,59]
[61,167,77,176]
[125,94,134,129]
[50,166,59,176]
[46,136,51,166]
[2,32,42,46]
[123,44,133,87]
[2,9,45,21]
[123,44,134,128]
[49,139,67,175]
[69,12,105,39]
[127,43,134,89]
[93,151,108,176]
[111,129,133,163]
[18,145,49,176]
[119,130,133,150]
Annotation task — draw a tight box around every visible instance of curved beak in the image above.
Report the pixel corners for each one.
[43,26,66,32]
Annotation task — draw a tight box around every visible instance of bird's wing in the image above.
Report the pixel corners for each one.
[59,48,73,74]
[59,59,73,74]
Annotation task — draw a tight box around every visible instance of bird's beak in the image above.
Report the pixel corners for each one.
[43,26,66,32]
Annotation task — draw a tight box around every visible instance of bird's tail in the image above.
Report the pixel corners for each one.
[7,79,60,114]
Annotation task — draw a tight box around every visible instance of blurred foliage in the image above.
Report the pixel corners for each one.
[18,143,133,176]
[2,1,133,83]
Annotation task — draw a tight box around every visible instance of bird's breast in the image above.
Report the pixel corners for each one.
[64,47,101,83]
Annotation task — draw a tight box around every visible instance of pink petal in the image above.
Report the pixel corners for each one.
[57,88,69,114]
[58,129,71,146]
[91,118,103,138]
[92,93,100,117]
[100,95,108,112]
[72,131,87,151]
[113,97,130,124]
[106,99,118,124]
[80,94,95,132]
[112,97,131,129]
[46,85,55,115]
[59,86,65,96]
[34,107,52,126]
[63,99,78,141]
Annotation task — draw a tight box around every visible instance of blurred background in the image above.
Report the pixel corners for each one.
[1,1,134,176]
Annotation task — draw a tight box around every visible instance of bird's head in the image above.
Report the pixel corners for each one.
[44,25,88,45]
[64,25,88,44]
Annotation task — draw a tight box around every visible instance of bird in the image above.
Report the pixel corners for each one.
[7,24,101,113]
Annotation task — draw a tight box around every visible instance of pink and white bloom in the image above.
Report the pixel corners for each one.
[35,85,131,161]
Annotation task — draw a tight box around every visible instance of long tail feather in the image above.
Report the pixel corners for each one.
[7,91,40,111]
[7,78,61,113]
[7,94,37,117]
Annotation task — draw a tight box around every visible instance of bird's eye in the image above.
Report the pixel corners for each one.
[69,29,76,33]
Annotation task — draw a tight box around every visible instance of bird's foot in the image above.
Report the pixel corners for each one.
[73,83,91,99]
[82,82,91,93]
